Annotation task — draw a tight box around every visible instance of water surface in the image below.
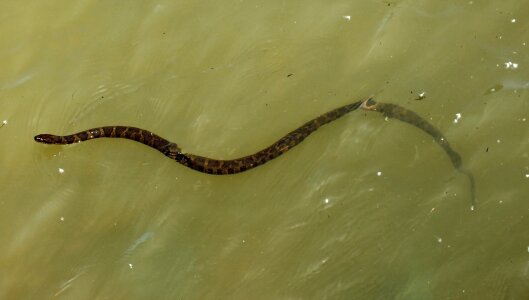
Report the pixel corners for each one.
[1,0,529,299]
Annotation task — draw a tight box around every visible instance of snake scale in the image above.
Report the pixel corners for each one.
[35,98,475,207]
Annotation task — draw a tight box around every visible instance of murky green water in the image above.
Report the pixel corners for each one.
[1,0,529,299]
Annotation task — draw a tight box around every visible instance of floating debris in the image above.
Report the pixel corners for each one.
[415,91,427,100]
[453,113,462,124]
[504,61,519,69]
[484,84,503,95]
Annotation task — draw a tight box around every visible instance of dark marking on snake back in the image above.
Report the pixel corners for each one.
[34,98,475,208]
[361,98,476,209]
[34,100,365,175]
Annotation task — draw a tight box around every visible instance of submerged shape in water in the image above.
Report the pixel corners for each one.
[361,99,476,209]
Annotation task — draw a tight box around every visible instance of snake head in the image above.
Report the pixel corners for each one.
[360,98,378,111]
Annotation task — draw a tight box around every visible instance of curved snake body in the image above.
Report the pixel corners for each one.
[35,100,363,175]
[35,98,475,207]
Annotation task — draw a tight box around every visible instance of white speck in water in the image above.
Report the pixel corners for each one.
[453,113,462,124]
[343,15,351,21]
[376,171,382,177]
[522,118,526,122]
[2,120,6,125]
[437,237,442,243]
[511,18,517,23]
[58,168,65,174]
[497,139,501,144]
[527,246,529,253]
[470,205,475,211]
[416,91,426,100]
[242,239,246,244]
[128,263,133,269]
[324,198,330,204]
[525,174,529,178]
[504,61,519,69]
[60,217,65,222]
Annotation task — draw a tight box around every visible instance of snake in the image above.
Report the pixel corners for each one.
[34,100,364,175]
[34,98,475,207]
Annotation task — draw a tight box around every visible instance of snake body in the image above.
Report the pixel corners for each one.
[35,100,364,175]
[34,98,475,207]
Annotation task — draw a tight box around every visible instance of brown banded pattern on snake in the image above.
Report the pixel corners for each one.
[35,100,364,175]
[34,98,475,207]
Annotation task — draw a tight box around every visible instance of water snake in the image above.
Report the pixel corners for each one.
[34,100,364,175]
[34,98,475,207]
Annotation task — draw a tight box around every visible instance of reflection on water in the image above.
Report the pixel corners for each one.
[1,0,529,299]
